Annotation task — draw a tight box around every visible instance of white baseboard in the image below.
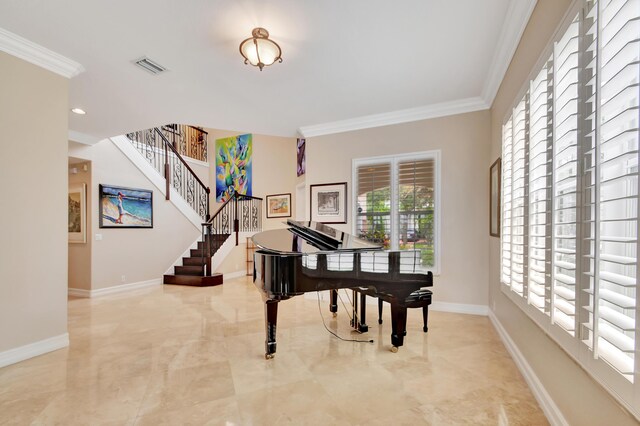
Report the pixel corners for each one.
[0,333,69,368]
[431,301,489,316]
[489,310,568,426]
[68,278,161,298]
[223,270,249,281]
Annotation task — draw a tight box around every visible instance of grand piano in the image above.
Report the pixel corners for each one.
[252,220,433,359]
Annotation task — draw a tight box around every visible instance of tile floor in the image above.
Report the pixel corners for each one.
[0,276,548,425]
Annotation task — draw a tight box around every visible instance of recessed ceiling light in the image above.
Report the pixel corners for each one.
[71,108,86,115]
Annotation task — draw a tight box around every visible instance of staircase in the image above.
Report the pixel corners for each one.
[124,125,263,287]
[164,233,230,286]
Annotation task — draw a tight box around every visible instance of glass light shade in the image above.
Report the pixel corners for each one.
[239,28,282,70]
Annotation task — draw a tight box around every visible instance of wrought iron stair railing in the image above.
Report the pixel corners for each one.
[127,127,210,220]
[202,193,263,276]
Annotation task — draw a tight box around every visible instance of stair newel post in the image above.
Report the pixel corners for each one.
[205,223,212,277]
[205,187,210,221]
[234,193,240,246]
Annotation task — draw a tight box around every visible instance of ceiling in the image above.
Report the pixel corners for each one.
[0,0,535,140]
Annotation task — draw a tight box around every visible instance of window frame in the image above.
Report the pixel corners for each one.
[352,150,442,275]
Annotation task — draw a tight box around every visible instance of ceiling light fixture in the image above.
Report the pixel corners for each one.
[239,28,283,71]
[71,108,86,115]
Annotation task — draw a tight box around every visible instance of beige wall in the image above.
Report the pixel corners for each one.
[68,160,92,290]
[489,0,636,423]
[0,52,69,352]
[307,111,491,307]
[206,129,297,231]
[69,139,201,290]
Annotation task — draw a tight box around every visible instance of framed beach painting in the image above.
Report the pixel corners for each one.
[266,193,292,218]
[490,158,501,237]
[68,183,86,243]
[310,182,347,224]
[99,184,153,228]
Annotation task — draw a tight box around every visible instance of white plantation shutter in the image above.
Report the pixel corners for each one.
[528,62,552,312]
[552,15,580,335]
[512,99,528,296]
[354,152,439,272]
[584,0,639,380]
[502,118,514,287]
[500,0,640,413]
[355,163,392,246]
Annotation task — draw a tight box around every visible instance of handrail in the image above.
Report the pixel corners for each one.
[201,192,263,276]
[154,128,209,191]
[126,126,210,220]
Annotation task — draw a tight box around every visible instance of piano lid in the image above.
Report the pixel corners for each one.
[251,220,383,255]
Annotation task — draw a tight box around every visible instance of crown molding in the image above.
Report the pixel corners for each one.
[481,0,538,106]
[298,97,489,138]
[0,27,84,78]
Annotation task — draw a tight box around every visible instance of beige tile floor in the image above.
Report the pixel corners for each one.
[0,276,548,425]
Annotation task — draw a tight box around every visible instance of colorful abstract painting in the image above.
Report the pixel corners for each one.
[216,134,253,202]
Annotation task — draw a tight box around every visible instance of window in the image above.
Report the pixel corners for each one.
[353,151,440,272]
[501,0,639,415]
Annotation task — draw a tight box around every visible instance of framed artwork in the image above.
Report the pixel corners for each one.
[216,134,253,202]
[297,138,306,177]
[68,183,86,243]
[99,184,153,228]
[490,158,501,237]
[310,182,347,224]
[266,193,292,218]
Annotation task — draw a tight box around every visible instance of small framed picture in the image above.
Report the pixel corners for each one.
[310,182,347,224]
[68,183,86,243]
[99,184,153,228]
[490,158,501,237]
[266,193,292,218]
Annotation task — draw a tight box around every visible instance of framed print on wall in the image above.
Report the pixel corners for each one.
[266,193,292,218]
[489,158,501,237]
[310,182,347,224]
[68,183,86,243]
[99,184,153,228]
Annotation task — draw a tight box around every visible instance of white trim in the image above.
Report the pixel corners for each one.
[0,27,84,78]
[223,270,248,281]
[481,0,538,106]
[109,135,202,230]
[165,236,201,275]
[298,97,488,138]
[68,130,101,146]
[68,278,161,298]
[489,310,569,426]
[0,333,69,368]
[431,301,489,316]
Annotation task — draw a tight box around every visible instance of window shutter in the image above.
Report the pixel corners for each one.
[584,0,639,380]
[502,118,514,287]
[355,163,392,246]
[397,159,436,268]
[552,15,581,335]
[528,62,553,312]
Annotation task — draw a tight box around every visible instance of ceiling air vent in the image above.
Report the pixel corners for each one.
[133,56,167,75]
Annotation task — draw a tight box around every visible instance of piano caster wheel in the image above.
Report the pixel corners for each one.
[390,346,399,353]
[265,353,275,360]
[332,313,337,318]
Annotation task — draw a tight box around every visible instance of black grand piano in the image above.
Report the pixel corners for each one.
[252,220,433,359]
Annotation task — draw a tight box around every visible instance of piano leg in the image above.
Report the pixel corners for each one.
[350,290,369,333]
[389,302,407,352]
[329,289,338,317]
[264,300,279,359]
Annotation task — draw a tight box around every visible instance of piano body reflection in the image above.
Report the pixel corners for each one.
[252,220,433,359]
